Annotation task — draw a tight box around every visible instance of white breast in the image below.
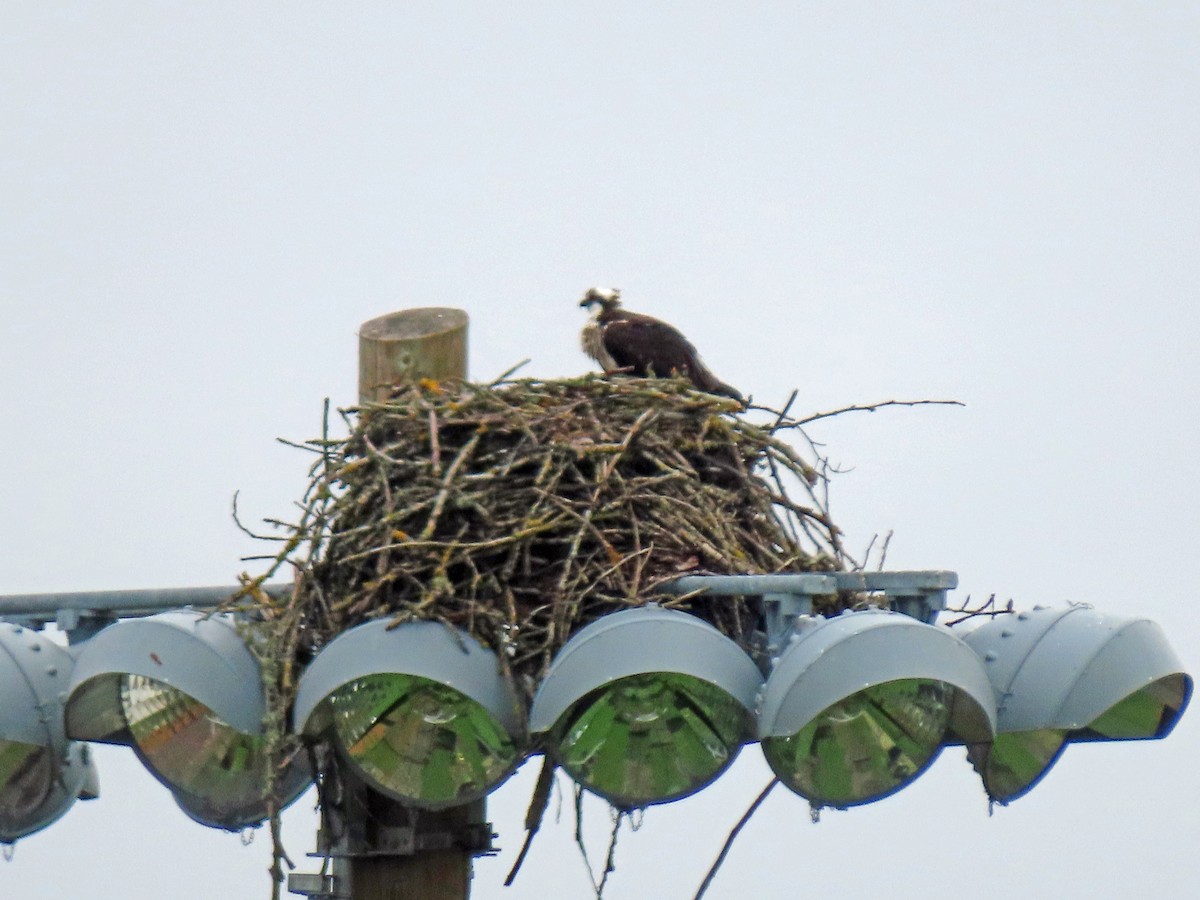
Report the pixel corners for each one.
[581,320,618,371]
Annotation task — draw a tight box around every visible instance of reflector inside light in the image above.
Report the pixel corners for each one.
[327,673,518,808]
[977,673,1190,802]
[961,606,1192,804]
[972,729,1067,803]
[2,623,96,841]
[0,741,55,834]
[549,672,754,808]
[762,677,951,808]
[120,675,282,820]
[62,610,311,829]
[1082,673,1189,740]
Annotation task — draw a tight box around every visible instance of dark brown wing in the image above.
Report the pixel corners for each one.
[601,311,743,401]
[600,313,700,378]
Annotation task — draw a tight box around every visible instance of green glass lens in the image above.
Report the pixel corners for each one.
[120,675,274,816]
[328,673,517,807]
[763,678,950,808]
[978,728,1067,802]
[978,674,1190,803]
[1085,674,1190,740]
[551,673,753,807]
[0,740,54,835]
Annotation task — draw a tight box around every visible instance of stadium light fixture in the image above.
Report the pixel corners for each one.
[959,605,1192,804]
[529,606,763,809]
[63,609,309,830]
[3,569,1193,866]
[0,624,99,843]
[294,619,523,810]
[759,609,996,809]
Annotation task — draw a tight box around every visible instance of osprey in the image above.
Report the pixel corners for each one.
[579,288,743,402]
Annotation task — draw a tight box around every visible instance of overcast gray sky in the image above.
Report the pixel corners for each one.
[3,3,1198,898]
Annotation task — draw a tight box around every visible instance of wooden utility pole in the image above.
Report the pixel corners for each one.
[326,307,485,900]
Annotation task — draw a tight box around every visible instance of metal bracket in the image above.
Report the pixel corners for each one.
[661,570,960,652]
[287,873,344,899]
[832,571,957,624]
[55,608,116,644]
[762,592,811,659]
[321,822,497,858]
[315,814,497,859]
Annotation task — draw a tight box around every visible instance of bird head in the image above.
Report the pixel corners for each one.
[579,287,622,311]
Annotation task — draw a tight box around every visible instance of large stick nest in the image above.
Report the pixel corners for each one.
[228,373,863,898]
[239,374,849,702]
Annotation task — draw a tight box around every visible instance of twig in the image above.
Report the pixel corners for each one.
[490,358,532,385]
[505,758,556,886]
[765,388,799,435]
[574,785,601,895]
[419,432,482,539]
[877,529,893,570]
[943,593,1013,626]
[596,811,622,897]
[693,779,779,899]
[784,398,965,427]
[232,491,279,542]
[428,408,442,475]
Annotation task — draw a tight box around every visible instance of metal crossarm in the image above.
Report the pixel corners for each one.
[661,570,958,655]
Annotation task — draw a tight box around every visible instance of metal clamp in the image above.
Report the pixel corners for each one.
[317,821,497,860]
[287,873,343,899]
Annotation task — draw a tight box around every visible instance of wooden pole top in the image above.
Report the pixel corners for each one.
[358,307,469,403]
[359,307,469,342]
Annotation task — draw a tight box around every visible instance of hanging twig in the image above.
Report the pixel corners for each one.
[693,779,780,900]
[574,785,601,896]
[596,810,623,897]
[505,758,557,886]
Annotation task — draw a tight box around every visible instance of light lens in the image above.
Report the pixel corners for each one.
[973,729,1068,803]
[328,673,518,808]
[976,673,1190,803]
[1084,674,1189,740]
[763,678,950,808]
[121,675,277,817]
[0,741,55,835]
[549,673,753,807]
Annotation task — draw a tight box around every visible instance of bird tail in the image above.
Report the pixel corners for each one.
[691,365,744,404]
[712,381,744,404]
